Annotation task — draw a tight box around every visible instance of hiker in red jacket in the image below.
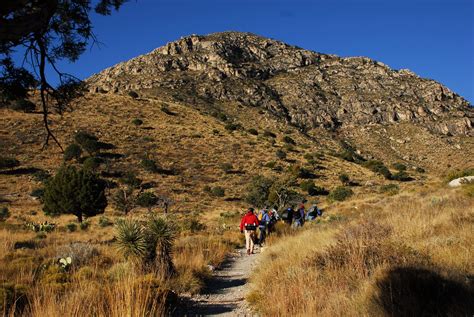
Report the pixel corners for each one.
[240,208,259,255]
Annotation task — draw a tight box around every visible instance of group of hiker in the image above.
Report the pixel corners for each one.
[239,203,322,255]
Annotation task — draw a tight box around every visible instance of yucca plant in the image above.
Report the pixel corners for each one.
[115,219,147,264]
[145,215,176,277]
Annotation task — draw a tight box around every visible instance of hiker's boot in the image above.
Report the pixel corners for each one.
[247,249,250,255]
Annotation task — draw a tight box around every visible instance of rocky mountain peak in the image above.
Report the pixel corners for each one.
[87,31,473,136]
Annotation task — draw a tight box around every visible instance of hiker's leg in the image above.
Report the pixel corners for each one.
[244,230,251,252]
[249,232,255,253]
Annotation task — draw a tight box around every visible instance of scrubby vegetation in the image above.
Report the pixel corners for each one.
[248,189,474,316]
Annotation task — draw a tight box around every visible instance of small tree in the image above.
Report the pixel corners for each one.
[245,175,274,207]
[112,188,136,214]
[120,171,142,189]
[141,158,159,173]
[0,207,10,222]
[63,144,82,161]
[83,157,102,170]
[338,173,350,185]
[268,178,303,210]
[74,131,100,155]
[328,186,353,202]
[43,165,107,222]
[276,149,287,160]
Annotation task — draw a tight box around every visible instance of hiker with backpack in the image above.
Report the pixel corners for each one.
[306,204,323,221]
[240,207,259,255]
[258,208,271,246]
[293,202,305,227]
[281,206,294,225]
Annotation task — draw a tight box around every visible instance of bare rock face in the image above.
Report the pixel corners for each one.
[87,32,473,136]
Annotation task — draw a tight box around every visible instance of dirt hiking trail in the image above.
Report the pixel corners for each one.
[175,248,260,316]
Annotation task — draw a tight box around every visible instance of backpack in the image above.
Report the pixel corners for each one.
[280,210,289,220]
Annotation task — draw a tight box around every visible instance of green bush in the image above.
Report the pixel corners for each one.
[363,160,392,179]
[0,156,19,170]
[112,189,135,214]
[247,128,259,135]
[276,149,287,160]
[74,131,100,155]
[328,186,353,201]
[283,135,296,145]
[303,153,313,161]
[99,216,113,228]
[131,118,143,126]
[0,207,10,222]
[43,165,107,222]
[338,173,350,185]
[161,105,176,115]
[64,143,82,161]
[66,222,77,232]
[211,187,225,197]
[128,91,139,99]
[392,162,407,171]
[416,167,426,173]
[225,122,242,131]
[141,158,159,173]
[10,99,35,112]
[391,171,413,182]
[265,161,276,169]
[82,157,102,170]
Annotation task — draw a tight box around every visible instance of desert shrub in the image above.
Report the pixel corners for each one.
[43,165,107,222]
[66,222,77,232]
[276,149,286,160]
[463,183,474,197]
[300,180,315,192]
[32,170,51,182]
[245,175,274,206]
[392,162,407,171]
[328,186,353,201]
[203,185,211,194]
[225,122,242,131]
[0,207,10,222]
[63,143,82,161]
[30,188,45,201]
[301,181,329,195]
[0,156,19,169]
[391,171,413,182]
[141,158,159,173]
[131,118,143,126]
[74,131,100,155]
[120,171,142,189]
[283,143,295,152]
[335,141,365,163]
[220,163,233,173]
[247,128,258,135]
[82,157,102,170]
[211,186,225,197]
[339,173,350,185]
[415,167,426,173]
[10,99,35,112]
[445,168,474,182]
[363,160,392,179]
[136,192,159,212]
[181,218,206,233]
[303,153,313,161]
[380,184,399,195]
[79,221,90,231]
[263,130,276,138]
[283,135,296,145]
[98,216,113,227]
[128,90,139,98]
[112,189,135,214]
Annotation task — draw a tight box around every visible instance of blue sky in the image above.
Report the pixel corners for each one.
[47,0,474,103]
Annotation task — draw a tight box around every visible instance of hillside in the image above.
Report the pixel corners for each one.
[0,32,473,316]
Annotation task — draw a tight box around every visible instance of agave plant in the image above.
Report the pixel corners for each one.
[115,219,147,262]
[145,215,176,276]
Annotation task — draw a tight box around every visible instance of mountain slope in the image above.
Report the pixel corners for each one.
[87,31,473,137]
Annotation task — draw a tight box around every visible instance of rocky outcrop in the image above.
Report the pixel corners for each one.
[87,32,473,136]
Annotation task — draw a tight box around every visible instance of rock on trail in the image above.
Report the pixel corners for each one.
[175,248,260,316]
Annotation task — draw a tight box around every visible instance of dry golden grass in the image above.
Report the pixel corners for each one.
[247,186,474,316]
